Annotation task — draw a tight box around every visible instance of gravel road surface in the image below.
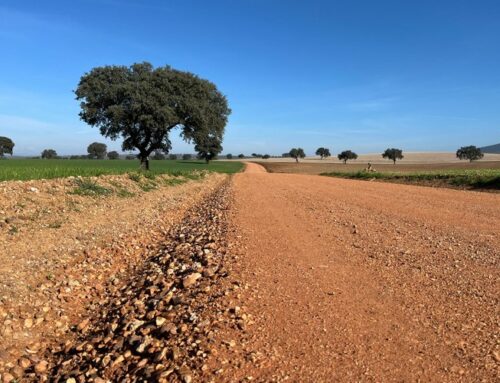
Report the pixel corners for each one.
[212,162,499,382]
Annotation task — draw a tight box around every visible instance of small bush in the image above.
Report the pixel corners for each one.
[128,172,142,182]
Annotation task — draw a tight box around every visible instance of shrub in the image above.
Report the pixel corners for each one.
[107,150,120,160]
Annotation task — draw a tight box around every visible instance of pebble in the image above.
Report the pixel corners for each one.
[183,272,202,288]
[34,360,48,374]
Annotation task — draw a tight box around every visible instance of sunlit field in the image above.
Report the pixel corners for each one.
[0,159,244,181]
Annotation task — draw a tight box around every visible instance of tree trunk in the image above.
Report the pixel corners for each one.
[140,156,150,171]
[393,159,396,164]
[206,158,210,164]
[295,157,299,163]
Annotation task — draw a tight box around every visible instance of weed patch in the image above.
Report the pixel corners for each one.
[71,178,112,196]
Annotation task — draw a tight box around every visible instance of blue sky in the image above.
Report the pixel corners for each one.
[0,0,499,156]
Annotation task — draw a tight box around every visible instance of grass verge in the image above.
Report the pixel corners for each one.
[320,169,500,190]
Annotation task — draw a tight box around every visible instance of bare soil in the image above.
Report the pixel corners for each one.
[209,162,500,382]
[260,160,500,175]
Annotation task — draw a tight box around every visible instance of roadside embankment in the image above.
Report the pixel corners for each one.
[0,171,228,381]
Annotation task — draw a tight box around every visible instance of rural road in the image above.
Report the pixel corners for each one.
[218,162,500,382]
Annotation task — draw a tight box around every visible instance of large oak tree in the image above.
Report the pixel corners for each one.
[75,62,230,170]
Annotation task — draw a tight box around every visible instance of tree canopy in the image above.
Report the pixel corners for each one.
[87,142,107,159]
[382,148,404,164]
[0,136,14,157]
[41,149,58,159]
[226,153,233,159]
[238,154,245,159]
[315,147,331,159]
[75,62,231,170]
[289,148,306,162]
[337,150,358,164]
[107,150,120,160]
[456,145,484,162]
[195,133,222,163]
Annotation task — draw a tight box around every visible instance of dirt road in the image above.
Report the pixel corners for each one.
[214,162,500,382]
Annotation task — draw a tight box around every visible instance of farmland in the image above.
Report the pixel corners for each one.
[0,159,243,181]
[321,168,500,189]
[259,159,500,190]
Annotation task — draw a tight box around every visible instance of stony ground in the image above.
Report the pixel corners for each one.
[25,179,239,382]
[1,163,499,382]
[0,172,229,382]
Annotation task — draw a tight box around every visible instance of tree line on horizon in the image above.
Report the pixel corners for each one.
[0,136,489,164]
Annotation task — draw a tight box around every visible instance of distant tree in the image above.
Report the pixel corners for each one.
[0,136,14,158]
[195,133,222,163]
[262,154,270,159]
[337,150,358,164]
[151,150,166,160]
[289,148,306,163]
[382,148,404,164]
[456,145,484,162]
[226,153,233,159]
[125,154,136,160]
[75,62,230,170]
[182,153,192,160]
[169,154,178,160]
[107,150,120,160]
[238,154,245,159]
[282,152,291,158]
[87,142,107,159]
[315,147,331,159]
[41,149,58,159]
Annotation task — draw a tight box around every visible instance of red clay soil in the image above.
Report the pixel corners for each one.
[210,162,500,382]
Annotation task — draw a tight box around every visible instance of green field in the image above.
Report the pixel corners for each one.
[0,159,244,181]
[321,169,500,190]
